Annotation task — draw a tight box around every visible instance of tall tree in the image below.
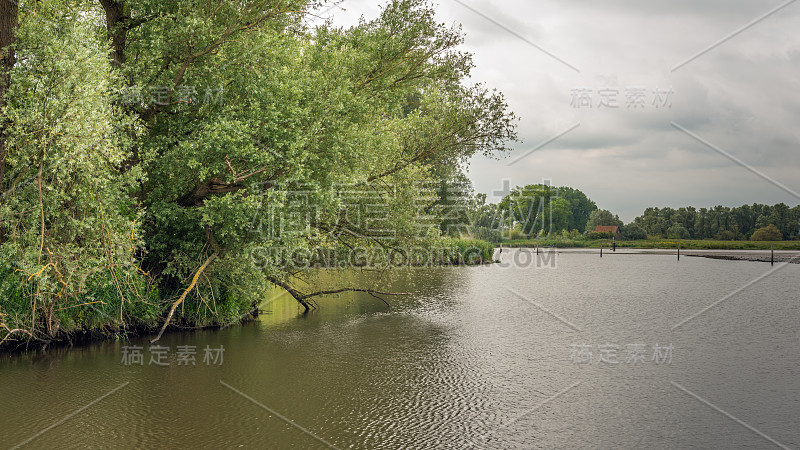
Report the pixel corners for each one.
[585,209,622,232]
[105,0,517,325]
[1,0,518,345]
[1,1,143,339]
[0,0,18,233]
[497,184,596,236]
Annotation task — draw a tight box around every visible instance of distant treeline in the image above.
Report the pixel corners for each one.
[458,183,799,242]
[631,204,800,240]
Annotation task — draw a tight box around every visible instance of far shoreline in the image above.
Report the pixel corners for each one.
[501,238,800,251]
[500,245,800,264]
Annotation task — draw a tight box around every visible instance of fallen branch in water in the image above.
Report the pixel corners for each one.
[0,319,36,346]
[266,277,409,311]
[304,287,408,308]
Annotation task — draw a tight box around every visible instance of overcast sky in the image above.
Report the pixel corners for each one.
[323,0,800,222]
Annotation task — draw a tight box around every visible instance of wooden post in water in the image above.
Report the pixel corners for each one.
[771,245,774,266]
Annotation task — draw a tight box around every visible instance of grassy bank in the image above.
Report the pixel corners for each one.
[0,239,494,353]
[501,239,800,250]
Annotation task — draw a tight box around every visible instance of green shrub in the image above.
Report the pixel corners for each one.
[750,224,782,241]
[621,224,647,240]
[442,238,494,264]
[586,231,615,240]
[715,230,736,241]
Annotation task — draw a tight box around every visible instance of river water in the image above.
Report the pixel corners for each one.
[2,249,798,449]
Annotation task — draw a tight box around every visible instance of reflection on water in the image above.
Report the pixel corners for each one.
[2,250,798,449]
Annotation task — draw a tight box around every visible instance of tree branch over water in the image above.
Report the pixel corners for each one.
[151,229,220,343]
[266,276,408,312]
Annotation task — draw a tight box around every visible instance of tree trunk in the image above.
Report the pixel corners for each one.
[0,0,18,240]
[99,0,128,67]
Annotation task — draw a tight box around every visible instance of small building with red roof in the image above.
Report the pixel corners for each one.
[594,226,621,240]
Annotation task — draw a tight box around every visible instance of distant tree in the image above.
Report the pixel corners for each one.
[430,172,473,237]
[755,214,771,230]
[500,223,526,240]
[635,207,662,237]
[465,193,504,242]
[632,203,799,240]
[665,223,689,239]
[769,203,790,238]
[497,184,595,236]
[750,224,782,241]
[556,186,597,232]
[549,197,572,235]
[674,207,696,238]
[498,184,550,235]
[621,223,647,240]
[694,208,710,238]
[714,230,735,240]
[790,206,800,239]
[585,209,623,233]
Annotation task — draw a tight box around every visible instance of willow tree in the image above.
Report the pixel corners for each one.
[1,0,517,345]
[0,1,146,343]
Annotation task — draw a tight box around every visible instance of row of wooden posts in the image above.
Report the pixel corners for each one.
[517,241,777,266]
[597,243,775,265]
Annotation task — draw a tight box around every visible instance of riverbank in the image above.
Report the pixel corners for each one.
[501,246,800,265]
[0,239,495,354]
[501,238,800,250]
[0,306,262,355]
[684,250,800,264]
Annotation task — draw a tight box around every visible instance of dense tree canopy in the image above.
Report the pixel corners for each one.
[0,0,518,345]
[497,184,596,236]
[631,203,800,240]
[460,191,798,243]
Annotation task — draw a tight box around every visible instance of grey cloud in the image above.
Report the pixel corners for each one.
[331,0,800,220]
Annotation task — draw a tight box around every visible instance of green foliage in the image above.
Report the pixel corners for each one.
[665,223,689,239]
[585,209,623,233]
[0,2,146,341]
[430,172,474,237]
[621,223,647,240]
[556,187,597,232]
[633,203,799,240]
[586,231,615,240]
[456,184,597,242]
[470,226,502,243]
[501,223,527,240]
[750,224,782,241]
[1,0,519,345]
[714,230,737,241]
[441,238,494,264]
[497,184,596,236]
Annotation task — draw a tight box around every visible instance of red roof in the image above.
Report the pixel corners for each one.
[594,226,619,233]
